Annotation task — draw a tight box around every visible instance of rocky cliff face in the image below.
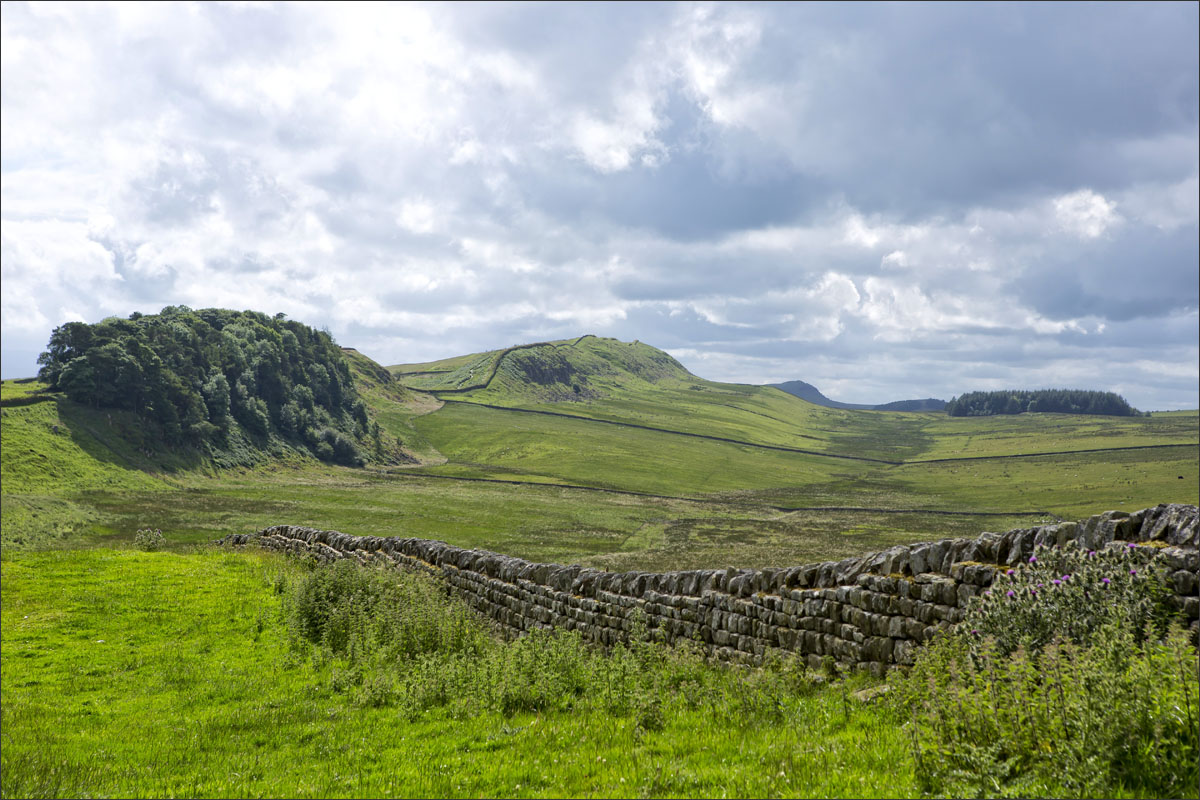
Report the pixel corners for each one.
[220,504,1198,674]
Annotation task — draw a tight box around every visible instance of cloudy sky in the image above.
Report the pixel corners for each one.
[2,2,1197,408]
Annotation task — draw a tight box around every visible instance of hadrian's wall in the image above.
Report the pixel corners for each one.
[220,504,1199,673]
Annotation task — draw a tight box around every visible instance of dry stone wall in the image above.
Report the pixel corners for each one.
[220,504,1199,673]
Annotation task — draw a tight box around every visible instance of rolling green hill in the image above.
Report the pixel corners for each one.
[392,335,1197,462]
[3,331,1197,568]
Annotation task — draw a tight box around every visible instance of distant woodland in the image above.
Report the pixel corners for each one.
[36,307,370,464]
[945,389,1145,417]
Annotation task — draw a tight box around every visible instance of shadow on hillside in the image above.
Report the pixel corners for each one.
[56,399,210,477]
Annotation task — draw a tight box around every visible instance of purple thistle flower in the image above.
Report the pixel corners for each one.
[1130,569,1137,576]
[1088,551,1096,557]
[1062,574,1071,581]
[1006,590,1015,598]
[1037,583,1044,588]
[1127,542,1136,549]
[1006,569,1014,576]
[1029,556,1037,564]
[1101,577,1111,585]
[1052,579,1061,586]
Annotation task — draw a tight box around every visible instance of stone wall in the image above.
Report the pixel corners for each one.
[220,504,1199,673]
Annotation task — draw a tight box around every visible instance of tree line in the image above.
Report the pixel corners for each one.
[945,389,1145,417]
[37,307,371,465]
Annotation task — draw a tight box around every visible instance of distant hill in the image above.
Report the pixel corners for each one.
[394,340,952,415]
[771,380,946,412]
[392,334,694,402]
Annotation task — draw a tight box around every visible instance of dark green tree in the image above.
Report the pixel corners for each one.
[36,307,374,465]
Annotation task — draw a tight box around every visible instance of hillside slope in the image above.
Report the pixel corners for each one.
[3,328,1196,565]
[394,335,690,398]
[392,336,888,457]
[1,341,438,548]
[390,335,1196,520]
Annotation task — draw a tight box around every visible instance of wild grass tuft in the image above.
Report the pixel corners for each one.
[283,560,834,730]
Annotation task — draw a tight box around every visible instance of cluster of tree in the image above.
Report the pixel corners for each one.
[37,307,371,464]
[945,389,1145,417]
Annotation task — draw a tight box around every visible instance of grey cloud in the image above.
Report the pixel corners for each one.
[1015,224,1199,322]
[685,2,1199,218]
[2,2,1196,410]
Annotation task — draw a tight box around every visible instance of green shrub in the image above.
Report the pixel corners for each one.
[133,528,164,552]
[901,623,1198,798]
[967,541,1172,655]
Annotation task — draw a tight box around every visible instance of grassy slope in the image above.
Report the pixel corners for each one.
[0,379,1050,571]
[341,348,444,463]
[5,339,1198,568]
[409,401,845,496]
[391,337,1196,527]
[2,342,1195,799]
[393,336,1198,462]
[2,380,181,549]
[396,337,864,455]
[912,410,1198,459]
[893,445,1199,519]
[1,547,914,799]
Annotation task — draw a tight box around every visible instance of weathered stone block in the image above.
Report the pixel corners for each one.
[1172,569,1198,597]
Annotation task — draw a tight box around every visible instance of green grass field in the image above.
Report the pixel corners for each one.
[391,336,1199,464]
[1,548,916,799]
[3,337,1197,566]
[2,336,1198,799]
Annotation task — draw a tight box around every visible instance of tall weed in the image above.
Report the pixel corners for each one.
[286,560,838,731]
[285,558,489,663]
[899,541,1198,798]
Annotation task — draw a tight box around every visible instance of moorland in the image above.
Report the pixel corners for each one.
[2,315,1197,798]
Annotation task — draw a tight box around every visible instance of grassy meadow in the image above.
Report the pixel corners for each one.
[1,548,916,799]
[3,334,1197,564]
[3,543,1192,799]
[2,337,1198,798]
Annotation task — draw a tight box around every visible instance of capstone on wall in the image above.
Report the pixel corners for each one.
[219,504,1199,674]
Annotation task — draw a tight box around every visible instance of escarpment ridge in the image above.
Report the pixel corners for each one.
[221,504,1199,673]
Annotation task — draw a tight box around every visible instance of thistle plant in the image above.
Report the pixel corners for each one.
[900,539,1197,798]
[966,540,1171,656]
[133,528,165,552]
